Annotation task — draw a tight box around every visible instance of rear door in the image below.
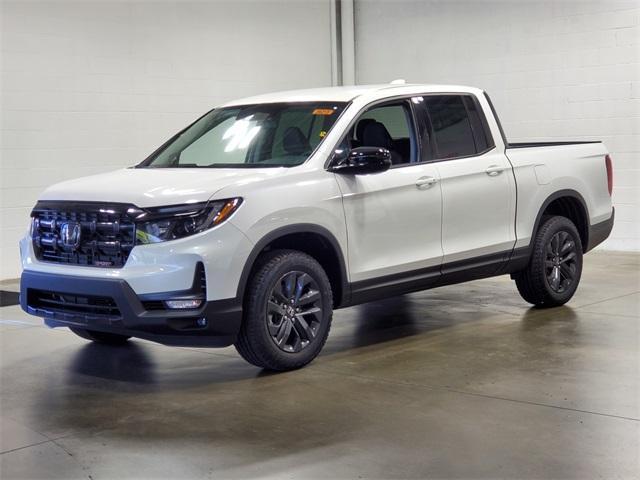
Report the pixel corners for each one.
[418,94,516,267]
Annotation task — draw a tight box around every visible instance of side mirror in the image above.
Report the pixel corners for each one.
[328,147,392,174]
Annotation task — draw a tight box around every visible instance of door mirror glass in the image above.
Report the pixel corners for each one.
[329,147,392,174]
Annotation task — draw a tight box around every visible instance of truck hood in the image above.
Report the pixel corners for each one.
[38,167,282,207]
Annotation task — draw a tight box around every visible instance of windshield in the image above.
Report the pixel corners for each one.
[138,102,347,168]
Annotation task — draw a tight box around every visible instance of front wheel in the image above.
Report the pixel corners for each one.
[235,250,333,371]
[514,215,583,308]
[70,328,131,345]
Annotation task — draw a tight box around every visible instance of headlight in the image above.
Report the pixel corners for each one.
[135,198,242,244]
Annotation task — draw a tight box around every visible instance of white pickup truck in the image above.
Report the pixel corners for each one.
[20,83,614,370]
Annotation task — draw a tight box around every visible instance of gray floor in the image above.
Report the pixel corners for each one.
[1,251,638,479]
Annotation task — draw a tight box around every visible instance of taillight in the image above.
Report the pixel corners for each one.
[605,154,613,196]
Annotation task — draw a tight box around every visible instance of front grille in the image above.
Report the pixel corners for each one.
[31,201,137,268]
[28,289,121,318]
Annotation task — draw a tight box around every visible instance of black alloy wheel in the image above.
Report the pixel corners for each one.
[545,230,578,294]
[267,270,323,353]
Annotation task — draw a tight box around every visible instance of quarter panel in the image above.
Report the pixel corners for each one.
[506,143,612,249]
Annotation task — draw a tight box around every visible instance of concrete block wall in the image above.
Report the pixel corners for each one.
[0,0,334,279]
[355,0,639,251]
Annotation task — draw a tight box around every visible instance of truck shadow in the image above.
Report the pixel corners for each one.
[68,342,158,384]
[65,292,511,385]
[321,295,426,354]
[322,292,509,355]
[62,295,435,386]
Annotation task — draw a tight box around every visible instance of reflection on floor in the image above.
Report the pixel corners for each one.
[1,251,638,479]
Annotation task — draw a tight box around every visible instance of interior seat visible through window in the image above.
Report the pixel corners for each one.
[346,102,416,165]
[361,122,403,165]
[353,118,376,147]
[281,126,311,163]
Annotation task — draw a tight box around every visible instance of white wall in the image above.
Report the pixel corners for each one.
[355,0,639,251]
[0,0,334,280]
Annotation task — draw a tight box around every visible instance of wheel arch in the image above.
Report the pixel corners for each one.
[531,189,590,252]
[236,224,350,308]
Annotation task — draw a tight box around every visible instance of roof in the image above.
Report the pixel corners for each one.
[221,83,482,107]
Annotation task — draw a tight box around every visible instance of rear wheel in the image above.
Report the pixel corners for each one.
[70,328,131,345]
[235,250,333,371]
[514,215,583,308]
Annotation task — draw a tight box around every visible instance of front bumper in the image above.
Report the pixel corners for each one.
[20,220,254,301]
[20,270,242,347]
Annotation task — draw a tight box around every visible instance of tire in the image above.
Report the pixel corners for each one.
[514,215,583,308]
[235,249,333,371]
[69,328,131,345]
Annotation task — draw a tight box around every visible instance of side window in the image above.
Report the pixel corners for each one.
[350,102,416,165]
[463,96,494,152]
[424,95,477,159]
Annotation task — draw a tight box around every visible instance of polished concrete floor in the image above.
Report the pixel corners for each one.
[0,251,638,479]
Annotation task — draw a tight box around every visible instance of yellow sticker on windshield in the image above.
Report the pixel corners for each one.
[319,131,327,138]
[313,108,335,115]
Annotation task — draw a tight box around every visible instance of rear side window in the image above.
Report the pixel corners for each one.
[463,96,494,152]
[424,95,492,159]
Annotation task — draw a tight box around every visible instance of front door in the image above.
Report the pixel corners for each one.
[332,99,443,283]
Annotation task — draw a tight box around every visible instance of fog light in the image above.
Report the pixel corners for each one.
[164,299,203,309]
[197,318,207,327]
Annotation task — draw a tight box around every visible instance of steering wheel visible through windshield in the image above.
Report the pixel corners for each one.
[138,102,347,168]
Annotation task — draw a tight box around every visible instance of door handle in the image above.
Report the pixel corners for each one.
[485,165,504,176]
[415,176,438,188]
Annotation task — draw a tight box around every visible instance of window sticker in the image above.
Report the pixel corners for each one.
[319,131,327,138]
[312,108,335,115]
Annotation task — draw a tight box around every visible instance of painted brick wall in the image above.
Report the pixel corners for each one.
[355,0,639,251]
[0,0,333,280]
